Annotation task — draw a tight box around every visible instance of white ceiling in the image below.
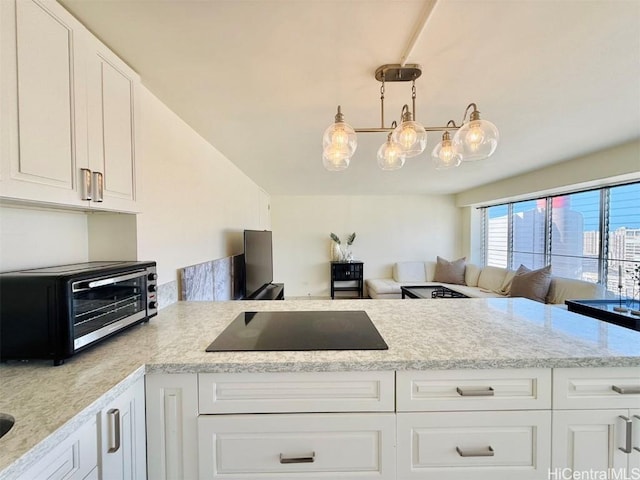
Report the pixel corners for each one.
[59,0,640,196]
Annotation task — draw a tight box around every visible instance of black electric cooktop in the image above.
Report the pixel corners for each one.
[206,310,388,352]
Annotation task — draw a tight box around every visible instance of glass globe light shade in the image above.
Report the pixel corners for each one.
[322,144,351,171]
[391,120,427,158]
[322,122,357,156]
[376,138,406,171]
[431,133,462,170]
[453,118,499,161]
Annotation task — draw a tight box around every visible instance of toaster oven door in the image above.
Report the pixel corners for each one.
[72,270,148,349]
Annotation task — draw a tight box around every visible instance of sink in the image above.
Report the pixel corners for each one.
[0,413,15,439]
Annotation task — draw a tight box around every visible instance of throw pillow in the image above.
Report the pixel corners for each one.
[496,269,517,295]
[433,256,466,285]
[509,264,552,303]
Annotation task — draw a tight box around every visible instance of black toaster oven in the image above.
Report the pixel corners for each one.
[0,261,158,365]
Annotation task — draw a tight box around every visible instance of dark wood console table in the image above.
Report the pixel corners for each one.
[330,261,364,299]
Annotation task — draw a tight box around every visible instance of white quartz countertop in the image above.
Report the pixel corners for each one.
[1,297,640,477]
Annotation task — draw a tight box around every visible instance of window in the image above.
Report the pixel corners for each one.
[512,199,547,270]
[549,190,600,282]
[481,182,640,295]
[608,182,640,295]
[484,205,509,268]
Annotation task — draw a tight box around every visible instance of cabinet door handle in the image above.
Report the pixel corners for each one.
[80,168,92,200]
[92,171,104,202]
[618,415,632,454]
[107,408,121,453]
[456,386,494,397]
[279,452,315,464]
[456,446,494,457]
[612,385,640,395]
[633,415,640,453]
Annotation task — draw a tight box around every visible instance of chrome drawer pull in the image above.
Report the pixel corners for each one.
[612,385,640,395]
[456,386,494,397]
[456,446,494,457]
[618,415,632,454]
[280,452,315,464]
[107,408,121,453]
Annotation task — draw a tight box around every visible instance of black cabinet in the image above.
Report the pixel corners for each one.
[330,262,364,299]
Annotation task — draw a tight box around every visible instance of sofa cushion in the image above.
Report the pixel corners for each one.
[433,256,466,285]
[510,264,552,303]
[425,261,436,282]
[547,276,603,304]
[497,269,517,295]
[445,284,508,299]
[477,266,508,291]
[465,264,482,287]
[393,262,426,282]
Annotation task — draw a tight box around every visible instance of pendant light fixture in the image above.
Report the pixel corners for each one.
[322,105,357,171]
[322,64,499,171]
[452,103,499,161]
[377,121,406,170]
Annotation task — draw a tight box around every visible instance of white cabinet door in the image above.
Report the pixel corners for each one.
[85,34,140,213]
[198,413,396,480]
[552,410,631,472]
[17,416,97,480]
[145,373,199,480]
[100,376,146,480]
[0,0,87,207]
[631,409,640,470]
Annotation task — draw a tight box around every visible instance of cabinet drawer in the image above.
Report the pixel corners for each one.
[553,367,640,409]
[198,371,395,413]
[198,413,396,479]
[397,368,551,411]
[18,417,97,480]
[397,411,551,479]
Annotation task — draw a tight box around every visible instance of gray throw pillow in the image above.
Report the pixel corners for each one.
[509,264,552,303]
[433,256,466,285]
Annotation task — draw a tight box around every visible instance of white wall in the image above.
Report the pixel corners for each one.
[0,204,88,271]
[135,86,269,285]
[271,195,461,297]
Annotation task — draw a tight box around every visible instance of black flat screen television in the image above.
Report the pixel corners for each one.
[243,230,273,299]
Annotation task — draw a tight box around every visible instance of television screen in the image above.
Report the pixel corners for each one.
[243,230,273,298]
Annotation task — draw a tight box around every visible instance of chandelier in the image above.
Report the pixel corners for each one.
[322,64,499,171]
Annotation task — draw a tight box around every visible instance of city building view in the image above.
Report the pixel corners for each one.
[484,182,640,299]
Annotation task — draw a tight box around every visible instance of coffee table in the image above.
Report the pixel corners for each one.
[566,299,640,332]
[401,285,468,299]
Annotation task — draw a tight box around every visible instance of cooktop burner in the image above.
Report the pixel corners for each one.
[206,310,388,352]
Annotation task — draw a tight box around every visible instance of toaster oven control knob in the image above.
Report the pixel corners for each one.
[148,284,157,293]
[148,301,157,310]
[148,272,158,281]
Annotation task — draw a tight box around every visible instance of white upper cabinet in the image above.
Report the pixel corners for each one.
[85,33,140,212]
[0,0,140,213]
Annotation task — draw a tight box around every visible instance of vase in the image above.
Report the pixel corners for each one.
[340,246,352,262]
[331,241,342,261]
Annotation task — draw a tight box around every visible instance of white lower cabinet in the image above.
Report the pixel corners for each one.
[552,409,640,472]
[551,367,640,474]
[198,413,396,479]
[17,417,97,480]
[99,376,147,480]
[145,373,199,480]
[396,411,551,480]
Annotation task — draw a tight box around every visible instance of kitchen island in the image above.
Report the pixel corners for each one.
[1,298,639,479]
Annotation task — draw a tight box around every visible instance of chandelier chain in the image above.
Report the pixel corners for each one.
[380,74,386,129]
[411,80,417,121]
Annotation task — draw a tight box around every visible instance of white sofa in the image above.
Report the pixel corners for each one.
[365,261,605,305]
